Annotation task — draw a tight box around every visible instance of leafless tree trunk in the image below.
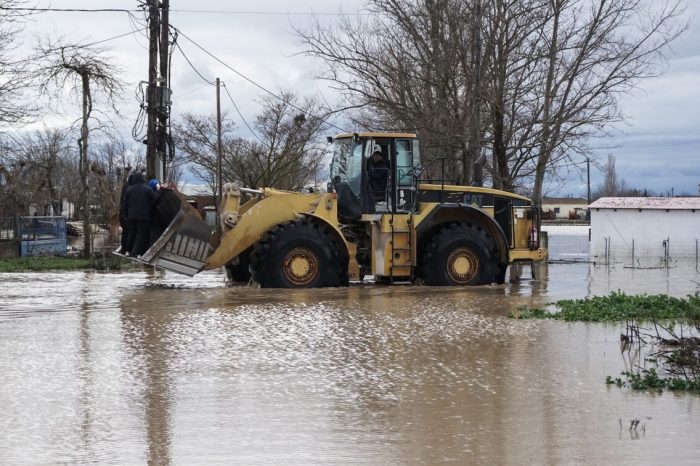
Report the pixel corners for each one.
[485,0,550,191]
[298,0,486,184]
[37,39,124,257]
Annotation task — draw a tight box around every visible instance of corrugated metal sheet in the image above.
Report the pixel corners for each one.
[588,197,700,210]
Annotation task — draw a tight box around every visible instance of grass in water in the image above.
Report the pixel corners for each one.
[0,257,92,272]
[0,255,135,272]
[509,292,700,393]
[510,291,700,322]
[606,369,700,392]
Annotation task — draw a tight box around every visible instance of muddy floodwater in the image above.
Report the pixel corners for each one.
[1,227,699,465]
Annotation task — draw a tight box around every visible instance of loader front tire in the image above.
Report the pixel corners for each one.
[251,220,348,288]
[224,247,252,283]
[419,223,498,286]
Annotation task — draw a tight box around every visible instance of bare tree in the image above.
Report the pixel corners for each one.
[0,134,32,216]
[173,112,232,195]
[530,0,687,204]
[15,128,74,215]
[91,139,144,242]
[484,0,551,191]
[299,0,687,198]
[36,38,124,257]
[0,129,76,217]
[298,0,486,184]
[593,153,631,198]
[0,1,36,125]
[173,92,327,198]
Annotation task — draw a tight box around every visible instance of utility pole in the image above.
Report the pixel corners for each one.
[158,0,170,180]
[145,0,171,181]
[146,0,159,180]
[216,78,223,205]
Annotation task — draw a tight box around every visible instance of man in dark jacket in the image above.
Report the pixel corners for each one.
[116,173,135,253]
[122,172,156,257]
[367,145,390,204]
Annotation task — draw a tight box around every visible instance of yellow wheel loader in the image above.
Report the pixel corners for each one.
[123,132,547,287]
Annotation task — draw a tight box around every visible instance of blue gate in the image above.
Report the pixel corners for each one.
[19,216,67,257]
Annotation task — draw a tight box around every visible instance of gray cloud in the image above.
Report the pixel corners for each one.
[15,0,700,196]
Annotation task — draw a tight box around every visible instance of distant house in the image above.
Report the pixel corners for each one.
[542,197,588,220]
[190,195,217,227]
[589,197,700,264]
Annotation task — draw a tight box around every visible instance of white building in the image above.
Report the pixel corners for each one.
[589,197,700,264]
[542,197,588,219]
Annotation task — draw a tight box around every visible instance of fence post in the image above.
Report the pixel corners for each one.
[603,237,607,264]
[631,239,635,268]
[604,237,607,264]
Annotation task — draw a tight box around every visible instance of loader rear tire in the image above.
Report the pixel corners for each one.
[419,223,498,286]
[250,220,348,288]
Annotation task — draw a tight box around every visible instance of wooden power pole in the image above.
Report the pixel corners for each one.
[146,0,170,181]
[158,0,170,180]
[216,78,223,205]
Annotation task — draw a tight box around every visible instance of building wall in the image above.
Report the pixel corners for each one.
[591,209,700,261]
[542,203,587,219]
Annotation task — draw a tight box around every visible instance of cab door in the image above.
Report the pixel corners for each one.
[394,138,420,212]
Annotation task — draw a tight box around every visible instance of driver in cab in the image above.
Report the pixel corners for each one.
[367,145,389,204]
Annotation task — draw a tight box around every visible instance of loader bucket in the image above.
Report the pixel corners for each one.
[116,189,213,276]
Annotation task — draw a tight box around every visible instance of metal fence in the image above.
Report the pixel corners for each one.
[18,216,67,256]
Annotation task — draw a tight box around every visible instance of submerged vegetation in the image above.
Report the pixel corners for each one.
[0,257,92,272]
[509,292,700,322]
[606,369,700,392]
[511,292,700,393]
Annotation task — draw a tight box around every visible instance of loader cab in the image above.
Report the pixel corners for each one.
[330,133,420,220]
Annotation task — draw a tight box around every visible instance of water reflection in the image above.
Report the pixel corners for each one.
[120,294,174,465]
[0,230,699,464]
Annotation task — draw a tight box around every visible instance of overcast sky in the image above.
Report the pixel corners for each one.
[17,0,700,197]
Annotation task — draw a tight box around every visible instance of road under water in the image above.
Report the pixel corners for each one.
[1,228,699,465]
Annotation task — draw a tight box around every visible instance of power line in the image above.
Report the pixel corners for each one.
[173,26,349,133]
[0,6,366,16]
[170,9,367,16]
[174,41,289,146]
[85,27,148,48]
[0,7,138,13]
[174,42,215,86]
[4,27,147,66]
[222,83,267,147]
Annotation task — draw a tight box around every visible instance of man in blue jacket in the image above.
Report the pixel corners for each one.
[122,172,156,257]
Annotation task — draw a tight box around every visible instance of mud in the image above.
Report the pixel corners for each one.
[1,228,699,464]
